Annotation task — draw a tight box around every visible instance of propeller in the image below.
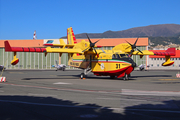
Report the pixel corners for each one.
[125,37,143,56]
[82,34,100,57]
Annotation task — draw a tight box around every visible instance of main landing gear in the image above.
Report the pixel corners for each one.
[80,67,91,79]
[123,73,130,81]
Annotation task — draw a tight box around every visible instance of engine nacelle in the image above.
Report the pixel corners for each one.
[162,61,174,66]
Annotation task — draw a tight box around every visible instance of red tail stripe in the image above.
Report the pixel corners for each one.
[9,47,46,52]
[71,28,77,44]
[153,52,175,56]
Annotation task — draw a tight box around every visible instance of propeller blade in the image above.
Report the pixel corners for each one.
[129,50,133,56]
[125,46,131,50]
[125,40,133,46]
[86,34,92,44]
[93,48,99,58]
[136,48,143,54]
[134,37,139,46]
[82,47,90,52]
[94,39,101,44]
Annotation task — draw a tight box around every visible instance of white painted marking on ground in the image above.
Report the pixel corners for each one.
[28,93,58,97]
[53,82,72,85]
[96,98,147,101]
[121,89,180,96]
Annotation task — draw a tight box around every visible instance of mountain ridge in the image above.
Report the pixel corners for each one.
[73,24,180,38]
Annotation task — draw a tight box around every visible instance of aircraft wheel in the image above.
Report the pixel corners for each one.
[62,68,65,71]
[80,73,85,79]
[123,73,129,81]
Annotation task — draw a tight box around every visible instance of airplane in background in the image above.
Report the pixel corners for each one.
[0,65,6,71]
[4,27,176,80]
[52,60,66,71]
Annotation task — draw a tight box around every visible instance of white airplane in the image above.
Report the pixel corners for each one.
[52,60,66,71]
[0,65,5,71]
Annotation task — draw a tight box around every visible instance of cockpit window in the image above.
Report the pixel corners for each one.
[116,54,120,58]
[112,54,116,59]
[112,54,129,58]
[120,54,128,58]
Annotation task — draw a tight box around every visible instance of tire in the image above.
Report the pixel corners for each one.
[62,67,65,71]
[80,73,85,79]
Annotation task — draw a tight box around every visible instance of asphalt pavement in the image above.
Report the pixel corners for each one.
[0,69,180,120]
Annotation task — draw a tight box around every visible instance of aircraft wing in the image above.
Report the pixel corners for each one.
[132,48,176,56]
[43,43,75,48]
[45,47,82,53]
[5,41,82,54]
[132,48,176,66]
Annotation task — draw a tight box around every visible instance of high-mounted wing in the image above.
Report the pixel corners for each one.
[132,48,175,56]
[132,48,176,66]
[4,41,82,65]
[5,41,82,53]
[112,41,176,66]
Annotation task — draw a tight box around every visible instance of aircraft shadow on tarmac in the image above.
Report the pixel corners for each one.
[131,74,172,78]
[0,95,179,120]
[21,74,172,81]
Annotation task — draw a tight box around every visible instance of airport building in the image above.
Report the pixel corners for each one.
[0,37,164,70]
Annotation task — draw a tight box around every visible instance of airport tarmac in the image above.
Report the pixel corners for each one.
[0,69,180,120]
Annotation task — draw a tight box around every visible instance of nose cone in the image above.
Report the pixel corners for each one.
[131,62,137,67]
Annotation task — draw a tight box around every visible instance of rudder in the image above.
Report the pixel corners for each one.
[67,27,77,45]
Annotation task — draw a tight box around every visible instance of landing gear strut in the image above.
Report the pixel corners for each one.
[123,73,129,81]
[80,67,91,79]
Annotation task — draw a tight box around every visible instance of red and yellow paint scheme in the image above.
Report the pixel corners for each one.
[4,27,176,80]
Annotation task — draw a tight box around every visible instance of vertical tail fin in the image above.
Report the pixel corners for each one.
[55,60,58,66]
[59,38,66,45]
[67,27,77,45]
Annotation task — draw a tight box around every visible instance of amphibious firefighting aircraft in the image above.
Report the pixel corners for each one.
[4,27,176,80]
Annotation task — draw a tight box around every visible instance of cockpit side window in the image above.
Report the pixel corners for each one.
[112,54,116,58]
[125,54,129,57]
[116,54,120,58]
[120,54,127,58]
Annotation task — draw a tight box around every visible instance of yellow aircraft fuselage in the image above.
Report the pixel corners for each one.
[68,50,136,78]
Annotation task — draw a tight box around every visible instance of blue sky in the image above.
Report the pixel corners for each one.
[0,0,180,39]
